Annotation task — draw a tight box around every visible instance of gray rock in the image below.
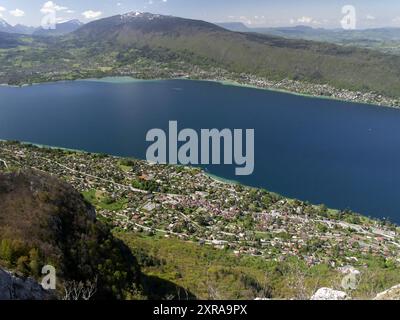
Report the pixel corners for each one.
[374,284,400,300]
[311,288,349,300]
[0,268,54,300]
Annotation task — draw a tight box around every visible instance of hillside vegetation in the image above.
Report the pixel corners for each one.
[0,169,142,299]
[116,232,400,300]
[71,13,400,97]
[1,143,400,300]
[1,12,400,100]
[0,32,27,49]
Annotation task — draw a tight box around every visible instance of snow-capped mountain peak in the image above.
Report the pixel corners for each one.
[0,18,11,28]
[122,11,144,18]
[120,12,164,21]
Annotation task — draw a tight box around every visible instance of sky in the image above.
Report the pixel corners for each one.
[1,0,400,29]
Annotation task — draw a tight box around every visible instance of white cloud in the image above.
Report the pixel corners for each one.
[366,14,376,20]
[82,10,102,19]
[290,16,321,25]
[392,16,400,24]
[297,16,313,24]
[9,9,25,17]
[41,1,68,14]
[0,6,5,17]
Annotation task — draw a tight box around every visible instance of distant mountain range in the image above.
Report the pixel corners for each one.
[217,21,400,41]
[0,18,83,35]
[34,19,84,36]
[217,22,400,54]
[12,24,37,34]
[253,25,400,42]
[2,12,400,99]
[3,14,400,45]
[0,18,16,33]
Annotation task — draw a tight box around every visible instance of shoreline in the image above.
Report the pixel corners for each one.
[1,75,399,110]
[0,138,387,225]
[204,172,240,186]
[209,78,400,110]
[2,139,398,229]
[0,138,239,185]
[0,138,242,188]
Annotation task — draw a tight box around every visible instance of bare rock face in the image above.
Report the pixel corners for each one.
[374,284,400,300]
[0,268,54,300]
[311,288,349,300]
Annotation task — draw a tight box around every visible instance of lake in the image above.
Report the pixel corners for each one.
[1,78,400,222]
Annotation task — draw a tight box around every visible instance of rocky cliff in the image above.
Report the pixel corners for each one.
[0,268,53,300]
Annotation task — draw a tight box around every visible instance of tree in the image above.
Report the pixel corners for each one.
[63,277,98,300]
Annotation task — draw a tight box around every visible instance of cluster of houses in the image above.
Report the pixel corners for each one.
[1,141,399,269]
[113,59,400,108]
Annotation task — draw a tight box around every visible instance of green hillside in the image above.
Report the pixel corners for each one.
[116,232,400,300]
[0,169,142,299]
[69,13,400,97]
[1,143,400,300]
[1,12,400,100]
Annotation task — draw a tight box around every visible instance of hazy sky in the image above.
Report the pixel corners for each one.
[1,0,400,29]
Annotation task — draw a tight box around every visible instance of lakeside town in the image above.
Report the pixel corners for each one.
[1,141,399,273]
[2,55,399,109]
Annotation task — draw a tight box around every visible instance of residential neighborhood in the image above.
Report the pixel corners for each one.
[1,141,399,273]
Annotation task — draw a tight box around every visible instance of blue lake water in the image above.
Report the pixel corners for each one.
[1,78,400,222]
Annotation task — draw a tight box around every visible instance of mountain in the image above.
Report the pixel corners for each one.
[0,18,84,36]
[249,26,400,55]
[69,12,400,98]
[13,24,36,35]
[34,19,84,36]
[216,22,250,32]
[0,18,36,34]
[2,11,400,99]
[0,18,15,33]
[253,25,400,42]
[254,25,326,37]
[73,12,224,40]
[0,169,141,299]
